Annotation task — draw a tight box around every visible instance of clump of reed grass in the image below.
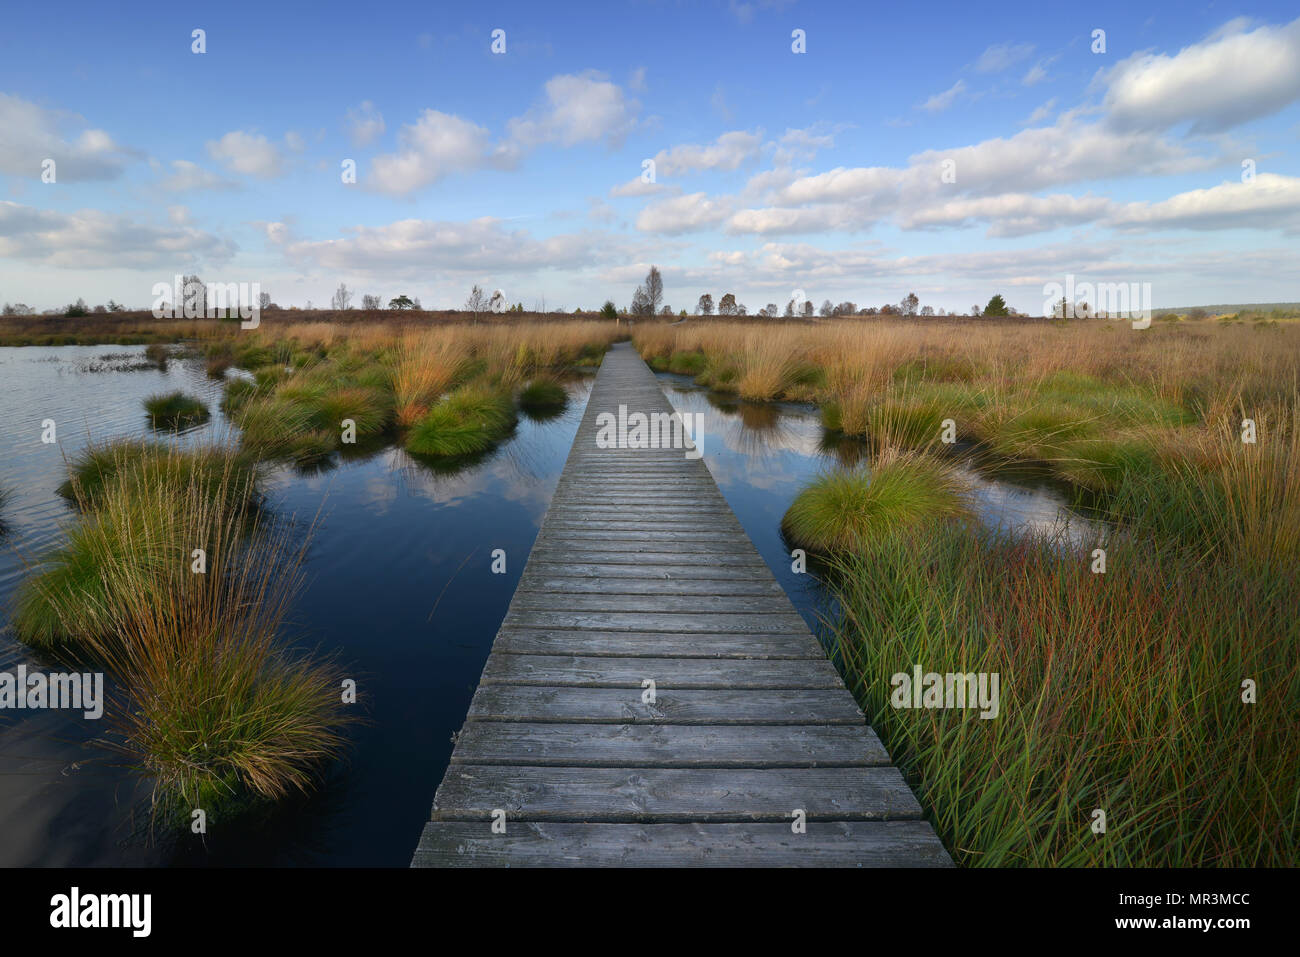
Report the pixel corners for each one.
[233,343,275,369]
[405,385,516,457]
[220,377,258,415]
[19,443,261,649]
[1051,433,1161,494]
[391,333,470,426]
[77,463,350,820]
[309,386,393,437]
[823,524,1298,866]
[734,345,795,402]
[144,391,209,430]
[228,396,316,456]
[1107,395,1300,572]
[518,377,568,418]
[205,354,233,379]
[15,442,353,821]
[57,439,259,512]
[782,450,971,553]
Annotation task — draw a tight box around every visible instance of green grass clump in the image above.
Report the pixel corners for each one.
[782,452,970,553]
[220,378,258,415]
[406,386,516,457]
[17,445,259,650]
[666,350,707,376]
[575,343,606,367]
[230,397,316,455]
[824,523,1297,866]
[43,466,349,821]
[57,439,154,504]
[253,365,289,389]
[309,386,393,437]
[233,343,275,369]
[1052,434,1161,494]
[518,377,568,417]
[695,354,740,392]
[979,401,1099,463]
[286,429,336,465]
[864,395,954,448]
[1033,372,1195,428]
[58,440,258,512]
[144,391,209,430]
[11,508,150,649]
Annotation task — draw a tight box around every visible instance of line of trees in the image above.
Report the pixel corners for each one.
[1,281,1034,320]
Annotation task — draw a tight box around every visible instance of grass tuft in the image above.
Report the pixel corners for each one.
[782,450,970,553]
[143,391,209,430]
[406,386,516,457]
[518,377,568,417]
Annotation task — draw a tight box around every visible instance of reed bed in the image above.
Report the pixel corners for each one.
[825,524,1297,867]
[637,318,1299,867]
[212,320,619,464]
[12,442,351,823]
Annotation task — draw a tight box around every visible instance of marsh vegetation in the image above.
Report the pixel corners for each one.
[5,319,619,835]
[638,318,1300,867]
[1,313,1293,865]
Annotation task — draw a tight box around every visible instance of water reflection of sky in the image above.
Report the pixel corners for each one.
[656,374,1102,634]
[0,345,593,866]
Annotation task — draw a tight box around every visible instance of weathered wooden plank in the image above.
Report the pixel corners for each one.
[503,610,812,634]
[481,653,843,688]
[515,576,783,595]
[541,516,745,532]
[508,593,795,614]
[526,541,759,556]
[512,561,764,574]
[465,685,864,724]
[551,486,728,501]
[493,628,827,659]
[526,549,767,566]
[431,766,922,821]
[447,722,892,767]
[413,821,953,867]
[550,489,726,500]
[534,528,750,543]
[543,505,734,519]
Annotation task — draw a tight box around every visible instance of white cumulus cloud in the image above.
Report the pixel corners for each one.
[1103,17,1300,133]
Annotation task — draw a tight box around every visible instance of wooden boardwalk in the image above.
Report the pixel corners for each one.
[411,342,951,867]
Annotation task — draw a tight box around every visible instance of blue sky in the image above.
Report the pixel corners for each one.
[1,0,1298,314]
